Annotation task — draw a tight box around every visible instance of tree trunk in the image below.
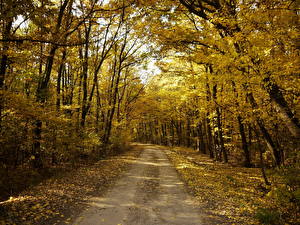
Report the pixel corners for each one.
[232,81,251,167]
[198,123,206,154]
[216,107,228,163]
[247,92,283,167]
[56,49,66,111]
[263,77,300,138]
[186,118,191,147]
[212,84,226,162]
[254,127,271,185]
[80,22,91,128]
[206,117,214,158]
[237,115,252,167]
[0,20,13,129]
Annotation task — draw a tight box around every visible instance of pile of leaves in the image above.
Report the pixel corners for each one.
[0,145,142,225]
[166,146,299,225]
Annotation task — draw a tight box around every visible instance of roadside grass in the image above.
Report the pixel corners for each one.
[0,144,142,225]
[165,146,269,225]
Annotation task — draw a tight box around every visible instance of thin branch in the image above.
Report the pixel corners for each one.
[0,37,104,47]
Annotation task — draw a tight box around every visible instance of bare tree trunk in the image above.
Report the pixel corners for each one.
[0,19,12,129]
[232,81,252,167]
[212,84,227,162]
[247,92,283,167]
[253,127,271,185]
[170,122,175,146]
[216,106,228,163]
[186,118,191,147]
[197,123,206,154]
[206,117,214,158]
[238,115,252,167]
[95,82,101,133]
[56,49,66,111]
[80,21,92,128]
[263,77,300,138]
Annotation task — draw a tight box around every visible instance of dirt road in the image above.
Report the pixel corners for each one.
[72,144,203,225]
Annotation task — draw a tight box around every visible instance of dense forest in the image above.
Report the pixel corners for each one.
[0,0,299,224]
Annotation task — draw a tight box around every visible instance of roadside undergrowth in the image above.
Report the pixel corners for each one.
[0,144,142,225]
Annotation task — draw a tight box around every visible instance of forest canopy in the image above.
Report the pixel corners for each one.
[0,0,299,224]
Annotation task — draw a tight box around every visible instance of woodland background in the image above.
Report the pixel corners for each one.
[0,0,299,224]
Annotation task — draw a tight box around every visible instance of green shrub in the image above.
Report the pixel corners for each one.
[255,208,282,225]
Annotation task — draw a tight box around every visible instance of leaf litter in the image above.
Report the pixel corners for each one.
[0,146,142,225]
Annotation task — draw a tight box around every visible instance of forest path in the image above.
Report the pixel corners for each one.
[72,144,203,225]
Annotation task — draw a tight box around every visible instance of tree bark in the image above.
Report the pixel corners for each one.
[197,123,206,154]
[237,115,252,167]
[216,106,228,163]
[263,77,300,138]
[186,118,191,147]
[253,127,271,185]
[56,49,67,111]
[0,19,12,129]
[206,117,214,158]
[80,21,91,128]
[247,92,283,167]
[212,84,227,162]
